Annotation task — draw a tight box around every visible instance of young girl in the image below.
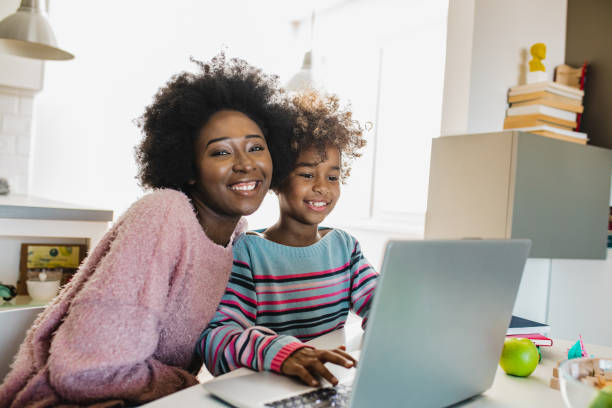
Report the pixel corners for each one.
[196,90,377,387]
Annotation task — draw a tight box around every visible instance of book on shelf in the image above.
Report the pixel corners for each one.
[555,63,588,131]
[509,98,584,114]
[531,131,587,145]
[503,113,576,130]
[555,64,585,90]
[511,125,588,145]
[508,90,582,106]
[507,315,550,335]
[507,105,577,122]
[509,81,584,98]
[522,124,587,138]
[506,333,553,347]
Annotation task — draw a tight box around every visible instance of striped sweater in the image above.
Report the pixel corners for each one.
[196,228,378,376]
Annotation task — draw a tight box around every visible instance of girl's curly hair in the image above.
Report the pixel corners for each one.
[135,53,295,192]
[273,89,367,189]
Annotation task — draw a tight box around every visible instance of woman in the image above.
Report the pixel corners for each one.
[0,54,294,408]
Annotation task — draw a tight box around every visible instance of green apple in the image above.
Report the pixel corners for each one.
[499,338,539,377]
[589,385,612,408]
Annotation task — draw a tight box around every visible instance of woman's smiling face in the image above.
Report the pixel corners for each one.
[277,146,341,226]
[192,110,273,217]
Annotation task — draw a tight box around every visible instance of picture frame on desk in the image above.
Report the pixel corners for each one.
[18,243,88,295]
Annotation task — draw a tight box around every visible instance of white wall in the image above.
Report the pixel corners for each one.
[0,88,35,195]
[548,255,612,347]
[441,0,568,135]
[298,0,448,234]
[439,0,475,137]
[28,1,299,220]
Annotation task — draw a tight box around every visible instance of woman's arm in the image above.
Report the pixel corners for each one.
[47,198,197,404]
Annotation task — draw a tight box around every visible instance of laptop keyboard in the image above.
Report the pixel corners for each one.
[264,384,352,408]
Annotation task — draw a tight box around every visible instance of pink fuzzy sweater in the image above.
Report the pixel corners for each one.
[0,189,246,407]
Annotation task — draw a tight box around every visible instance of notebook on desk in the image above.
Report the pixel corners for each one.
[507,315,550,335]
[506,333,553,346]
[203,239,531,408]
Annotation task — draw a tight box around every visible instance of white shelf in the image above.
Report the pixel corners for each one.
[0,194,113,222]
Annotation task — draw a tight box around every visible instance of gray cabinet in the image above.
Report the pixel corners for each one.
[425,131,612,259]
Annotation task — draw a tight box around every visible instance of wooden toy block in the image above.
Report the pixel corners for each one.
[580,359,595,375]
[551,359,612,392]
[550,377,560,390]
[579,367,595,378]
[597,375,607,388]
[581,377,599,387]
[594,361,602,376]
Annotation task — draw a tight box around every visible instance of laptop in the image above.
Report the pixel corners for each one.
[204,239,531,408]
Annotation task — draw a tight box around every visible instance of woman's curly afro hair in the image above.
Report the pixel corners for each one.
[273,89,367,190]
[135,53,295,192]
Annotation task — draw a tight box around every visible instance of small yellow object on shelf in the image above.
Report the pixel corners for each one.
[529,43,547,72]
[527,43,547,84]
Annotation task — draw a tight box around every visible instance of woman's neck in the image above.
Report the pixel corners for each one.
[189,191,241,247]
[264,216,321,247]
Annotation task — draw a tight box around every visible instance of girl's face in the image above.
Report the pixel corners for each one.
[192,110,273,217]
[278,146,341,226]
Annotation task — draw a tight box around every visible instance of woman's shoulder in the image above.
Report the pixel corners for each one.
[119,189,196,227]
[135,188,190,206]
[131,189,191,213]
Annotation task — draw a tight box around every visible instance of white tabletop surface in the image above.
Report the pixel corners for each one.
[0,295,47,310]
[144,320,612,408]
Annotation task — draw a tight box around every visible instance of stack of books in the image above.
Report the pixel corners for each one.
[506,315,553,347]
[504,81,587,145]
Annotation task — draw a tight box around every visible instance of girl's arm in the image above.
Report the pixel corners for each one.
[196,254,309,376]
[348,239,379,328]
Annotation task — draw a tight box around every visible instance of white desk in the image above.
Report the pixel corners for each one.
[144,322,612,408]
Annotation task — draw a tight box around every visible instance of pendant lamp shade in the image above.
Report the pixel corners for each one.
[285,50,313,92]
[0,0,73,60]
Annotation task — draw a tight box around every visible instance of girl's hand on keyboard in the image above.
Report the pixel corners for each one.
[280,345,356,387]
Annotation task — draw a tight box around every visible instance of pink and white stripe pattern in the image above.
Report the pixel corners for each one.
[196,229,378,376]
